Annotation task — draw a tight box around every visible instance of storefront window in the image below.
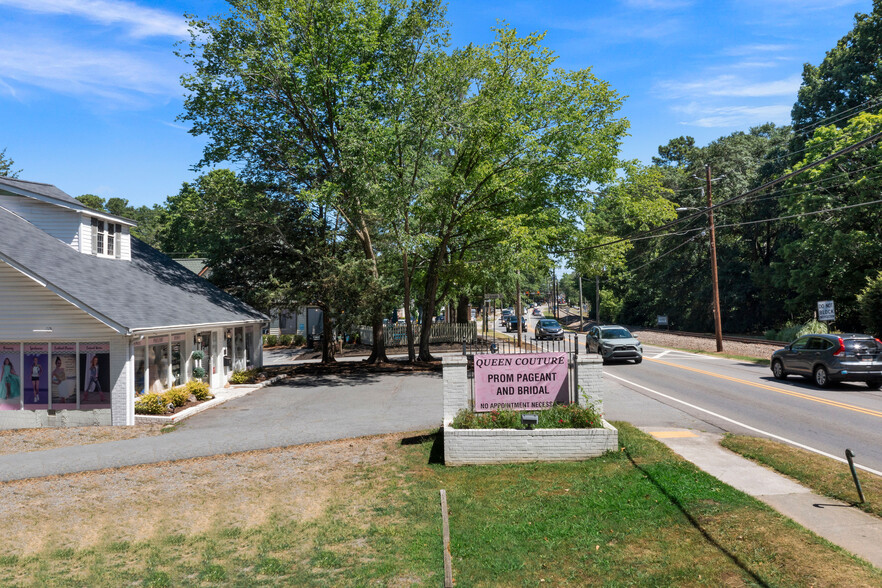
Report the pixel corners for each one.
[51,343,78,407]
[79,343,111,407]
[24,343,48,408]
[148,335,170,393]
[245,329,254,370]
[0,343,22,410]
[134,339,146,396]
[171,334,185,387]
[224,329,233,375]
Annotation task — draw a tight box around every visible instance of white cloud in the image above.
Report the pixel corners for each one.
[0,36,180,105]
[656,74,802,99]
[674,103,792,127]
[722,43,794,56]
[0,0,188,38]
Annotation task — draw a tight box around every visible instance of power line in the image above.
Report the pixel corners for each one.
[560,128,882,255]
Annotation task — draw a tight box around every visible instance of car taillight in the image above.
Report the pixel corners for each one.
[833,337,845,356]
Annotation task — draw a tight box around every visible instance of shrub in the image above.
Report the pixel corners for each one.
[184,380,212,401]
[162,387,190,408]
[229,369,257,384]
[134,393,167,415]
[450,401,604,430]
[192,366,206,379]
[859,271,882,337]
[279,334,294,346]
[293,334,306,346]
[190,349,205,361]
[263,334,278,347]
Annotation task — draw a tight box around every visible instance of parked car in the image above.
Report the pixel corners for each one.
[500,308,512,323]
[505,315,527,333]
[532,308,543,316]
[534,318,564,340]
[770,333,882,389]
[586,325,643,364]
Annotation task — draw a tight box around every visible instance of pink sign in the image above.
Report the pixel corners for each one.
[81,342,109,353]
[474,352,569,412]
[25,343,48,354]
[52,343,76,354]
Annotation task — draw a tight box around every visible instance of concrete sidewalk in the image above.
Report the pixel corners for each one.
[648,429,882,569]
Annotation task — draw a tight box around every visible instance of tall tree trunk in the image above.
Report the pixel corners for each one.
[402,252,416,362]
[320,304,335,363]
[417,264,442,361]
[353,221,389,364]
[456,294,469,322]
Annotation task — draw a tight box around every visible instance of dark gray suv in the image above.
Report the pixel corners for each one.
[770,333,882,389]
[534,319,564,340]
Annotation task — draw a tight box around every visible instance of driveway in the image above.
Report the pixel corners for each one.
[0,371,443,482]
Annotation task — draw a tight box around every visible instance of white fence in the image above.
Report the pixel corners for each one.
[358,323,478,347]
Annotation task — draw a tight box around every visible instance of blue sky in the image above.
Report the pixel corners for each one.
[0,0,872,208]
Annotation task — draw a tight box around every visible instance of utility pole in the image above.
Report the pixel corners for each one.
[706,164,724,353]
[578,275,584,332]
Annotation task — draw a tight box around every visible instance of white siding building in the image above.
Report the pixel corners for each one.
[0,177,267,429]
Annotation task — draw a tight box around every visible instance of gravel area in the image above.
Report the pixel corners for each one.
[0,432,403,555]
[0,423,166,456]
[629,328,780,361]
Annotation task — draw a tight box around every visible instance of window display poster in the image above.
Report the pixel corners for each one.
[51,343,77,406]
[0,343,22,410]
[24,343,48,408]
[79,343,111,407]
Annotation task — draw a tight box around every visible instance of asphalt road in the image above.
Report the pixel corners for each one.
[505,307,882,475]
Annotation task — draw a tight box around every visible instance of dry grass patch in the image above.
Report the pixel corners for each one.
[722,434,882,518]
[0,423,165,455]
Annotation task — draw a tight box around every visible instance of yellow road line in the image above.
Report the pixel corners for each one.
[646,357,882,419]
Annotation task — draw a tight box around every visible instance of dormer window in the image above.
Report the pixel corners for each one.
[91,217,121,257]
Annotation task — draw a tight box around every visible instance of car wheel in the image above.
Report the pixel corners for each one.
[813,365,830,388]
[634,357,642,364]
[772,359,787,380]
[867,380,882,390]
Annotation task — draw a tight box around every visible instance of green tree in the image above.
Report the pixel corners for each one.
[792,0,882,138]
[180,0,450,363]
[0,149,20,178]
[858,271,882,336]
[774,113,882,329]
[76,194,107,211]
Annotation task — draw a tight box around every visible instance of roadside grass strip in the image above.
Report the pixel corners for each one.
[723,434,882,519]
[0,425,880,586]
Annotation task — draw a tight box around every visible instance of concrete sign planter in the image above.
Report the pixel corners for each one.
[442,354,618,466]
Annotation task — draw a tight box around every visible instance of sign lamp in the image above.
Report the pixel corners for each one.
[521,414,538,430]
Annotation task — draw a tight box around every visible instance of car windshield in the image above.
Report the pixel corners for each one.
[538,320,560,328]
[601,328,633,339]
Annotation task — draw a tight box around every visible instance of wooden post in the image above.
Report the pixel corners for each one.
[440,489,454,587]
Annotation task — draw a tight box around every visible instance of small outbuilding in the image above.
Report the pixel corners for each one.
[0,176,267,429]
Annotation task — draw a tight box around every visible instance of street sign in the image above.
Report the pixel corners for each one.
[657,315,668,326]
[485,294,503,299]
[818,300,835,322]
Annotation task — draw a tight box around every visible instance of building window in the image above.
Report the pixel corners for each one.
[91,218,122,257]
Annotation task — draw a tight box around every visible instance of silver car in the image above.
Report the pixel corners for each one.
[770,333,882,389]
[587,325,643,364]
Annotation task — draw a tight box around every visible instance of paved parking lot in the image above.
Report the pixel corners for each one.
[0,371,443,482]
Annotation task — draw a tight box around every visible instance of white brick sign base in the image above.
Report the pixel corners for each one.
[442,353,618,465]
[444,420,618,466]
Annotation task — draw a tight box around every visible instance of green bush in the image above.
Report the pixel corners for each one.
[134,393,167,415]
[162,387,189,408]
[184,380,212,401]
[450,403,603,430]
[192,366,206,379]
[279,334,294,346]
[859,271,882,337]
[229,369,257,384]
[190,349,205,361]
[767,320,830,342]
[293,334,306,346]
[263,334,278,347]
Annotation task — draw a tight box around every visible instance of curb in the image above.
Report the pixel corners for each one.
[134,374,288,426]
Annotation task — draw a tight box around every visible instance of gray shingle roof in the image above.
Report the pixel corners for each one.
[0,176,84,207]
[0,206,267,332]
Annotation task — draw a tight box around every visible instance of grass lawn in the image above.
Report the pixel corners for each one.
[0,424,879,586]
[722,434,882,518]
